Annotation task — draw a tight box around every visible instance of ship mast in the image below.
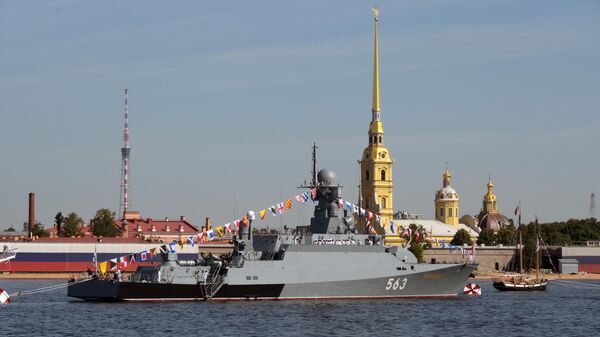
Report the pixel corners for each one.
[518,201,524,274]
[311,142,318,188]
[519,228,524,274]
[299,143,318,190]
[535,217,540,278]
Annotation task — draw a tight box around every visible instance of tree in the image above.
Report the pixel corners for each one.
[451,228,472,246]
[477,228,496,246]
[54,212,64,236]
[403,223,429,263]
[62,212,83,237]
[92,209,120,237]
[496,225,517,246]
[408,241,424,263]
[31,222,50,237]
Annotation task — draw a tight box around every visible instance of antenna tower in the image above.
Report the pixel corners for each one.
[298,142,318,189]
[119,88,131,219]
[591,193,596,219]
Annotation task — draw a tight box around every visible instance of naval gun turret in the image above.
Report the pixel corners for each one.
[309,169,356,234]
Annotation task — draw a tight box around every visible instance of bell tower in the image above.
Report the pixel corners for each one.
[483,177,498,213]
[359,7,394,226]
[434,164,460,226]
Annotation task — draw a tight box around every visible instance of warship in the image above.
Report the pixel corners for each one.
[68,8,477,301]
[68,168,477,301]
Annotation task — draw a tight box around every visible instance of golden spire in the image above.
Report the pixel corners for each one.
[487,175,494,192]
[483,175,497,213]
[371,7,380,118]
[443,162,451,187]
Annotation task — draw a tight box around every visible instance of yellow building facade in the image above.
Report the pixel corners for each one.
[434,166,460,226]
[360,8,394,230]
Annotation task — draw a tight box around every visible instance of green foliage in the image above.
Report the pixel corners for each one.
[401,223,429,263]
[54,212,64,236]
[408,240,424,263]
[496,225,517,246]
[91,209,120,237]
[31,223,50,237]
[402,223,428,243]
[518,218,600,271]
[61,212,83,237]
[451,228,472,246]
[477,228,496,246]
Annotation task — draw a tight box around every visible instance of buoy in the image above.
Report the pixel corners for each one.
[463,283,482,296]
[0,288,11,304]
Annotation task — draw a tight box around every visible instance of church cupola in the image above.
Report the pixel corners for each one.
[483,177,498,213]
[434,164,460,226]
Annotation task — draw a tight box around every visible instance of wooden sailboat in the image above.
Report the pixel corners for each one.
[492,208,549,291]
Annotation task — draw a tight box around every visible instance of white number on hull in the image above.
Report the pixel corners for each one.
[386,277,407,291]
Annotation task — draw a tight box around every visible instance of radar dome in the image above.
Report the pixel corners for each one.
[317,169,337,186]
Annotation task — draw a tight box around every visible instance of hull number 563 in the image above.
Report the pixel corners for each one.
[385,277,407,291]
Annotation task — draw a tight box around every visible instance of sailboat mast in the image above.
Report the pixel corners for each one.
[519,228,524,274]
[535,218,540,278]
[518,201,523,274]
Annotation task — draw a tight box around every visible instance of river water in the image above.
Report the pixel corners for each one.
[0,279,598,337]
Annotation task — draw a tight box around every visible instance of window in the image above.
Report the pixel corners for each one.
[440,208,445,217]
[448,208,453,217]
[379,136,382,143]
[366,170,370,181]
[381,197,387,209]
[381,170,386,181]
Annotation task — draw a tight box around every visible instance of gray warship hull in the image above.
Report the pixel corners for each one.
[68,240,476,301]
[68,166,477,302]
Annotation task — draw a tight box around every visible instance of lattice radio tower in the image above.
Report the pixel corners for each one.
[591,193,596,219]
[119,88,131,220]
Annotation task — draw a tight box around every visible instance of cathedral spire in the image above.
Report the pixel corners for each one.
[443,162,452,187]
[371,7,380,120]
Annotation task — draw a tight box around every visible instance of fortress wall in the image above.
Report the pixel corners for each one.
[424,247,516,272]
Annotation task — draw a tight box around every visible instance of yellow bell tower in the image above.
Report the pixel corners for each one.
[483,177,498,213]
[360,7,394,227]
[434,164,460,226]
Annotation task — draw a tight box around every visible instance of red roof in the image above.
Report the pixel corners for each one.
[115,217,198,235]
[33,237,148,243]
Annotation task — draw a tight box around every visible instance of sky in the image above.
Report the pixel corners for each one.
[1,0,599,231]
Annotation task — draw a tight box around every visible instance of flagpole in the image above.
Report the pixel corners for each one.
[94,244,98,274]
[518,201,521,228]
